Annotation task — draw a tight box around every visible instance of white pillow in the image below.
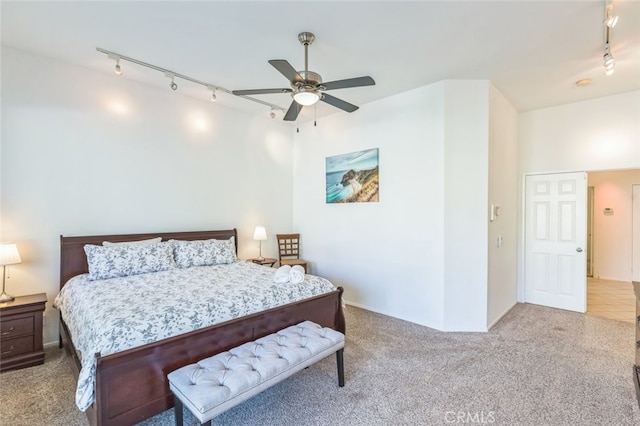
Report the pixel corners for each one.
[172,237,237,268]
[102,237,162,246]
[84,241,176,280]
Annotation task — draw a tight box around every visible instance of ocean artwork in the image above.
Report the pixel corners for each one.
[326,148,379,203]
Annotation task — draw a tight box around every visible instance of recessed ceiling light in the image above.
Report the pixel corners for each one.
[575,79,592,87]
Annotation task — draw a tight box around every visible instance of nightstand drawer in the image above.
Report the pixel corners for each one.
[1,316,34,340]
[0,335,34,358]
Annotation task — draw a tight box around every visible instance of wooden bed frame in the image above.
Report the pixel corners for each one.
[59,229,345,426]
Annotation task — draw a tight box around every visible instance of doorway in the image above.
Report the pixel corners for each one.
[585,170,640,323]
[524,169,639,320]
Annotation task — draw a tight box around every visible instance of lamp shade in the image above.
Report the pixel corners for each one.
[253,226,267,241]
[0,242,21,266]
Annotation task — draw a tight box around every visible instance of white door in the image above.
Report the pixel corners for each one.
[525,172,587,312]
[633,185,640,282]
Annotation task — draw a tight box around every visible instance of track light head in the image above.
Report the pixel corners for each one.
[604,14,619,28]
[114,58,122,75]
[604,1,619,28]
[603,50,615,75]
[270,109,276,119]
[165,73,178,91]
[107,53,123,75]
[207,86,217,102]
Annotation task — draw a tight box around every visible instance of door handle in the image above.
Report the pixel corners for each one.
[576,247,583,252]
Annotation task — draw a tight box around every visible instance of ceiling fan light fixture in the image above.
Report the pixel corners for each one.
[293,88,320,106]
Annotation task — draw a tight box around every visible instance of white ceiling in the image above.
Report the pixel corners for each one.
[2,1,639,122]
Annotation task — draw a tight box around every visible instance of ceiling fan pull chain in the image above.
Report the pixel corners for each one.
[314,103,317,127]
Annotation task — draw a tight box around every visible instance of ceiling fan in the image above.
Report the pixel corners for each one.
[232,32,375,121]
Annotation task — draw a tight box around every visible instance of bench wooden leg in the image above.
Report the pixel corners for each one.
[174,396,184,426]
[336,348,345,387]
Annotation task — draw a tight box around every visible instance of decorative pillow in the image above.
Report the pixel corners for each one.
[172,237,237,268]
[102,237,162,246]
[84,241,176,281]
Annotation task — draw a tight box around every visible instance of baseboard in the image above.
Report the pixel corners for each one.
[344,300,442,331]
[44,340,59,349]
[591,275,631,283]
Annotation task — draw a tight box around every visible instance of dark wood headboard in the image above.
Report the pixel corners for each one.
[59,229,238,288]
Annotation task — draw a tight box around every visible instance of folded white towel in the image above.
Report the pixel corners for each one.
[273,265,291,283]
[289,265,305,284]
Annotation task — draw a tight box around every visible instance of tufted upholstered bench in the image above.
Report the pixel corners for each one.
[168,320,345,426]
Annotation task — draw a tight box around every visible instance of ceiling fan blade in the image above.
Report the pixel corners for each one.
[283,100,303,121]
[232,88,292,96]
[321,76,375,91]
[269,60,303,83]
[320,93,359,113]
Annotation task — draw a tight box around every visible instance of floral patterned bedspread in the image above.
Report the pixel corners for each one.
[53,261,336,411]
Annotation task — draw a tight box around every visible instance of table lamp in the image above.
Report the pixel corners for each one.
[253,226,267,261]
[0,242,22,303]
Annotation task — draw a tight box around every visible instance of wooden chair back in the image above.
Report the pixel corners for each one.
[276,234,308,272]
[277,234,301,260]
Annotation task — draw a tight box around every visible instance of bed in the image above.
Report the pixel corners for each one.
[57,229,345,426]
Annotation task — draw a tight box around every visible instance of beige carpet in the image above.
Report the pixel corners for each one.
[1,303,639,425]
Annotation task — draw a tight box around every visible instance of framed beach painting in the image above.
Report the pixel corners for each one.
[326,148,379,203]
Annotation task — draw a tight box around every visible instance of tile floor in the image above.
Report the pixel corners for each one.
[587,277,636,323]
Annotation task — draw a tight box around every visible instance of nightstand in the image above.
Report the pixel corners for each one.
[0,293,47,372]
[247,258,277,267]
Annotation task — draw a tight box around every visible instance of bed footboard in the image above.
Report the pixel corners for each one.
[68,288,343,426]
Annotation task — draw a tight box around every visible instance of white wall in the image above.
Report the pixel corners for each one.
[292,83,447,329]
[487,85,519,328]
[442,81,490,331]
[1,47,295,345]
[519,91,640,174]
[518,90,640,300]
[292,80,513,332]
[588,169,640,282]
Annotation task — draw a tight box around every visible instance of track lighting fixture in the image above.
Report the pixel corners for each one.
[170,77,178,91]
[270,108,276,119]
[603,0,618,28]
[97,47,284,116]
[604,14,618,28]
[602,0,618,76]
[114,58,122,75]
[603,46,615,76]
[207,85,217,102]
[107,53,123,76]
